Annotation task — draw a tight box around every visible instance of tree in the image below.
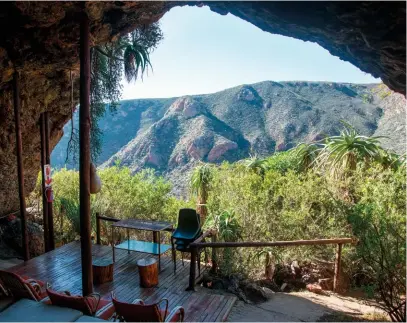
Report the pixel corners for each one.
[240,155,269,177]
[316,122,384,178]
[190,163,215,225]
[292,142,321,172]
[66,23,163,164]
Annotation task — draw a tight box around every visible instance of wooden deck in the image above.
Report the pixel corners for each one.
[6,241,236,322]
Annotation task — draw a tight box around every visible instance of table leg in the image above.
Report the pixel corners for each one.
[127,229,130,254]
[112,226,115,263]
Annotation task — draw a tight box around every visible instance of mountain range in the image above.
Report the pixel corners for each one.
[52,81,406,195]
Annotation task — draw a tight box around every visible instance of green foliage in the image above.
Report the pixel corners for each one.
[204,144,406,299]
[292,143,320,172]
[190,163,215,202]
[315,122,385,178]
[67,23,163,164]
[348,166,406,321]
[41,165,192,243]
[239,156,269,177]
[205,210,242,242]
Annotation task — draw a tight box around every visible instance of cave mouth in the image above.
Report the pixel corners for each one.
[121,5,381,101]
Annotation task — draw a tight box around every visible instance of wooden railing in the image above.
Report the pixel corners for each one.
[187,230,356,292]
[95,213,120,245]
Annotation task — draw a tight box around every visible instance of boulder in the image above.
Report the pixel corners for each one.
[1,216,44,257]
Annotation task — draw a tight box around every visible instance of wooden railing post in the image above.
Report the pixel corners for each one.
[210,230,218,273]
[44,111,55,251]
[96,213,101,245]
[79,12,93,296]
[13,71,29,261]
[40,113,49,252]
[187,246,197,291]
[333,243,342,293]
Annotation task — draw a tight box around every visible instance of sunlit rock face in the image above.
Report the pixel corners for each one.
[0,1,405,214]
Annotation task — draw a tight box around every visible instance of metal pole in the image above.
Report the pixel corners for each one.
[13,71,29,261]
[40,113,49,252]
[79,12,93,296]
[44,111,55,250]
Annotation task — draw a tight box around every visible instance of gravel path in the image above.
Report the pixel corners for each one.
[226,291,387,322]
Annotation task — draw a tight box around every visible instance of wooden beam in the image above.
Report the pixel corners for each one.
[190,237,355,248]
[187,245,197,291]
[39,113,49,252]
[210,231,218,274]
[13,71,29,261]
[79,12,93,296]
[44,111,55,250]
[333,243,342,293]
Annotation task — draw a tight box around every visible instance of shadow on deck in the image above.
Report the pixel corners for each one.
[7,241,236,322]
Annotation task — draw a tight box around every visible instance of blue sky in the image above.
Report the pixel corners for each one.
[122,6,379,100]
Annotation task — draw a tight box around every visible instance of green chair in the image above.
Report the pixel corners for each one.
[171,209,202,274]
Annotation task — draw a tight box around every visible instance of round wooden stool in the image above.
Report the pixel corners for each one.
[137,258,158,288]
[92,259,114,284]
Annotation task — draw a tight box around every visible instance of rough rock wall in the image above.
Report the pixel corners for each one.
[0,1,405,215]
[0,2,170,215]
[0,70,77,215]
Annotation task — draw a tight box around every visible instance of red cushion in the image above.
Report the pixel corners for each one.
[47,289,93,315]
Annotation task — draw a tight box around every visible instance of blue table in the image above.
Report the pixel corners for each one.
[111,219,173,271]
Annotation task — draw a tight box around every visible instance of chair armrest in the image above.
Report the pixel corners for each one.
[131,299,145,305]
[87,292,102,315]
[25,279,41,294]
[165,306,185,322]
[96,302,116,321]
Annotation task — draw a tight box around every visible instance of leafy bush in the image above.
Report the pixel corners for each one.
[206,156,351,277]
[35,166,193,244]
[348,166,406,321]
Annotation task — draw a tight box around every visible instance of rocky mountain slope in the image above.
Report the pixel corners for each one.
[52,81,406,195]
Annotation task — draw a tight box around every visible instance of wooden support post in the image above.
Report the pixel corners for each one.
[333,243,342,293]
[96,213,101,245]
[13,72,29,261]
[153,231,158,244]
[44,112,55,250]
[210,231,218,274]
[40,113,49,252]
[79,13,93,296]
[187,246,197,291]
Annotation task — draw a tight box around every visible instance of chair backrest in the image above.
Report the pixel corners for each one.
[112,295,165,322]
[176,208,200,238]
[0,270,39,301]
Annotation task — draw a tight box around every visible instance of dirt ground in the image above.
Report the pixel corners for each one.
[226,291,388,322]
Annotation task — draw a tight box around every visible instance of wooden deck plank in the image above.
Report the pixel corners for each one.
[6,241,236,322]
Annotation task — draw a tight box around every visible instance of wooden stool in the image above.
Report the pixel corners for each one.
[92,259,114,284]
[137,258,158,288]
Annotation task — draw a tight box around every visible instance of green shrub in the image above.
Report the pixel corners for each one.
[348,166,406,321]
[36,166,193,244]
